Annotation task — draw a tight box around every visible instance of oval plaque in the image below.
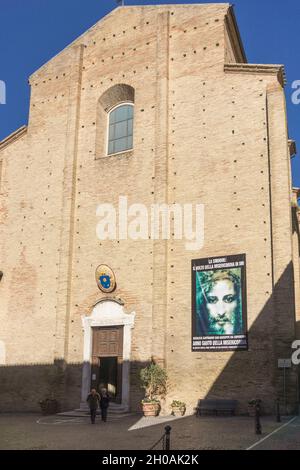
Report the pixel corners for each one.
[95,264,116,293]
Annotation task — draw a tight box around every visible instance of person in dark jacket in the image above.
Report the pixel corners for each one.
[99,389,110,422]
[86,388,100,424]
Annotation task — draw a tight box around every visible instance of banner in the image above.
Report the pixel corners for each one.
[192,254,248,352]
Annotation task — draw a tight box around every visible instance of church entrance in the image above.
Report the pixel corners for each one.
[81,300,135,411]
[91,326,123,403]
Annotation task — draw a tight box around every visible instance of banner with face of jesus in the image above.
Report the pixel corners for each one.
[192,254,248,352]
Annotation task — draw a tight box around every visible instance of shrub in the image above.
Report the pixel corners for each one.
[140,362,167,402]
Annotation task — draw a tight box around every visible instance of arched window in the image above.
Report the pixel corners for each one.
[107,103,134,155]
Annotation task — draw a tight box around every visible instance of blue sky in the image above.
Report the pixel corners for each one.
[0,0,300,185]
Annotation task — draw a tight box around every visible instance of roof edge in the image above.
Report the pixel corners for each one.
[29,4,231,81]
[225,5,247,63]
[0,126,28,152]
[29,6,124,81]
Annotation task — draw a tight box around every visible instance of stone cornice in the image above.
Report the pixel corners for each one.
[0,125,27,152]
[224,63,286,87]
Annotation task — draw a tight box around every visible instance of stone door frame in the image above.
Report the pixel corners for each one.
[80,300,135,411]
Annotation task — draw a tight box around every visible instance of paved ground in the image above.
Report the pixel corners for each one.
[0,413,299,450]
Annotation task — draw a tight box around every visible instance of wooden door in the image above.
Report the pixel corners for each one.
[91,326,123,403]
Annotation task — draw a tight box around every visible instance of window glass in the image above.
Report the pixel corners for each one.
[108,104,133,155]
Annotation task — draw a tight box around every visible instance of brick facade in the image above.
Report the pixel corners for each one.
[0,4,299,414]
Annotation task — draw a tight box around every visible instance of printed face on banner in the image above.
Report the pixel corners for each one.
[192,255,248,352]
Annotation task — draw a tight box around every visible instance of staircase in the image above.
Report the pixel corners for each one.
[57,402,133,420]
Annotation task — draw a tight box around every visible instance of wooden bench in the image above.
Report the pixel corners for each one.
[195,399,238,416]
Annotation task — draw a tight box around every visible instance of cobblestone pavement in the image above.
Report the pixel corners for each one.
[0,413,299,450]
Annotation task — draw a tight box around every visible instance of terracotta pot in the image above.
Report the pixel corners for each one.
[142,402,160,417]
[171,406,186,417]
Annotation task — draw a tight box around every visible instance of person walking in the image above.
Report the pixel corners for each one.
[99,389,110,422]
[86,388,100,424]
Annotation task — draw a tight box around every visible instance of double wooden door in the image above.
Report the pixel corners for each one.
[91,326,123,403]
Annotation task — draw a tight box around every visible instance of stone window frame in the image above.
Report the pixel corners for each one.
[95,84,135,160]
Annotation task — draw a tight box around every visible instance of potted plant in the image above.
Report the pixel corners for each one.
[140,361,167,417]
[248,399,261,417]
[38,397,60,415]
[171,400,186,416]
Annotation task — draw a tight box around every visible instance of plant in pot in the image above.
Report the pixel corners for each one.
[248,399,262,417]
[38,396,60,415]
[171,400,186,417]
[140,361,167,417]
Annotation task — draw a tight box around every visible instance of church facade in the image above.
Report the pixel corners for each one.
[0,4,299,415]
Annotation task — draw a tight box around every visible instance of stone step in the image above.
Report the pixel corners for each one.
[76,406,128,413]
[57,403,130,418]
[57,410,134,419]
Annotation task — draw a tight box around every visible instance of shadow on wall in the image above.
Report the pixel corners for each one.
[202,262,300,415]
[0,360,81,412]
[0,359,150,413]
